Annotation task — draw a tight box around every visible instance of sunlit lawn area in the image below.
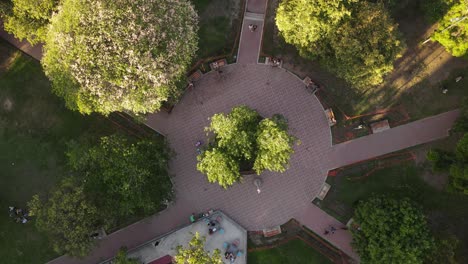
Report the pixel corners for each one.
[192,0,242,59]
[248,239,333,264]
[0,40,115,263]
[261,0,468,119]
[315,137,468,263]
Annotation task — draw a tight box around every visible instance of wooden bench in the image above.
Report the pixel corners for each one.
[324,108,337,126]
[317,183,331,200]
[370,120,390,133]
[210,59,227,71]
[188,69,203,82]
[263,226,282,237]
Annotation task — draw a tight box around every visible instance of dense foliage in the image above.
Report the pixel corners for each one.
[421,0,456,23]
[197,106,296,188]
[42,0,198,114]
[28,134,172,256]
[174,233,222,264]
[68,134,173,223]
[428,105,468,194]
[28,178,100,257]
[254,115,295,174]
[276,0,404,89]
[352,196,434,264]
[0,0,12,18]
[432,0,468,57]
[114,248,140,264]
[3,0,58,44]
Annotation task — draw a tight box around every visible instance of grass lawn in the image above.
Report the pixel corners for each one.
[316,137,468,262]
[0,40,116,264]
[192,0,243,60]
[248,239,333,264]
[261,0,468,121]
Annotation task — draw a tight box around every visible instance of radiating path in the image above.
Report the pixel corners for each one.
[1,4,460,264]
[236,0,267,64]
[329,110,460,169]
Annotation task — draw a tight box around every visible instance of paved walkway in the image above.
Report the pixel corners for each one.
[329,110,460,169]
[1,3,460,264]
[0,21,43,60]
[236,0,267,63]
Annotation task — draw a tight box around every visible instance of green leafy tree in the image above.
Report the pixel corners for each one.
[42,0,198,114]
[432,0,468,57]
[276,0,354,53]
[28,178,100,257]
[276,0,404,89]
[197,106,296,188]
[174,233,222,264]
[426,235,459,264]
[448,133,468,194]
[426,148,455,171]
[206,105,260,161]
[421,0,456,23]
[0,0,12,18]
[68,134,173,223]
[114,248,140,264]
[454,98,468,132]
[254,115,296,174]
[3,0,58,44]
[352,196,434,264]
[197,148,241,188]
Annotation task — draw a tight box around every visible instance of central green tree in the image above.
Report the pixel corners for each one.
[276,0,404,89]
[42,0,198,114]
[197,106,296,188]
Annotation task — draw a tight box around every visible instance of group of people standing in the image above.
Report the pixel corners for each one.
[8,206,29,224]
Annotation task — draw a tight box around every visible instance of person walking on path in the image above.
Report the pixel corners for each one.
[248,24,257,32]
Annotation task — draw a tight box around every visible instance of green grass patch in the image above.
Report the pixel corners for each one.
[0,40,116,264]
[192,0,212,13]
[317,158,468,262]
[191,0,242,60]
[248,239,333,264]
[197,16,232,58]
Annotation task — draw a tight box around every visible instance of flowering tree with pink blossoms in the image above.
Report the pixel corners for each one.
[42,0,198,114]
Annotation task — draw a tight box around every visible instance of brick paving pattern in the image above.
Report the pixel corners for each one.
[1,3,460,264]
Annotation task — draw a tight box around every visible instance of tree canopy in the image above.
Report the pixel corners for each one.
[276,0,404,89]
[41,0,198,114]
[351,196,434,264]
[427,105,468,194]
[448,133,468,194]
[174,233,222,264]
[114,248,140,264]
[432,0,468,57]
[28,178,100,257]
[3,0,58,44]
[68,134,173,223]
[197,106,296,188]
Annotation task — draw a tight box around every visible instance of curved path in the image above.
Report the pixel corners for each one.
[1,2,459,263]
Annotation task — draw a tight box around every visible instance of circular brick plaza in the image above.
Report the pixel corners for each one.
[147,63,333,230]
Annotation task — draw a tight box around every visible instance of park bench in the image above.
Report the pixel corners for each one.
[370,120,390,133]
[210,59,227,71]
[324,108,337,126]
[263,226,282,237]
[188,69,203,82]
